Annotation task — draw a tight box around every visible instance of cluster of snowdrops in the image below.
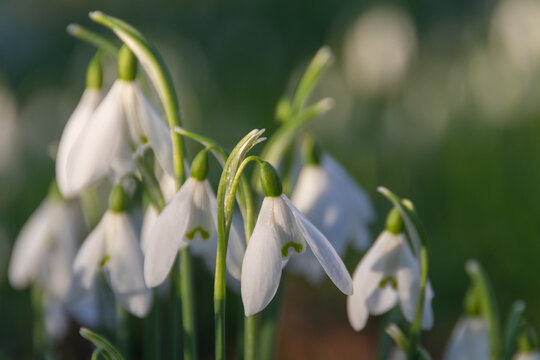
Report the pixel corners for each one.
[7,11,540,360]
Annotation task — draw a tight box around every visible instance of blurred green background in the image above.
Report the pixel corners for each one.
[1,0,540,358]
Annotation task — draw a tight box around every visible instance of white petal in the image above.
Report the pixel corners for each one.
[365,283,399,315]
[70,215,107,300]
[56,89,102,197]
[185,180,215,242]
[226,212,246,281]
[42,205,79,299]
[66,82,132,194]
[189,180,220,274]
[140,205,159,255]
[395,236,433,329]
[346,231,398,330]
[323,155,376,223]
[104,213,152,318]
[241,198,283,316]
[291,165,350,255]
[132,84,175,177]
[443,317,489,360]
[9,199,60,289]
[144,178,195,287]
[283,195,353,295]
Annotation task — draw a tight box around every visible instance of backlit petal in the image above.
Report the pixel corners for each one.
[105,213,152,317]
[9,199,60,289]
[66,82,131,194]
[144,178,195,287]
[241,198,283,316]
[56,89,101,197]
[283,195,353,295]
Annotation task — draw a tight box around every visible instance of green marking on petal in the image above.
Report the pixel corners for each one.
[379,276,397,289]
[281,242,303,258]
[186,227,210,240]
[99,254,111,268]
[140,135,149,144]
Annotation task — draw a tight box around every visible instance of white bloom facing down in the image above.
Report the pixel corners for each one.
[71,210,152,318]
[443,316,489,360]
[241,194,353,316]
[144,177,244,288]
[8,195,99,340]
[64,80,174,196]
[347,230,434,331]
[289,155,375,283]
[56,88,101,197]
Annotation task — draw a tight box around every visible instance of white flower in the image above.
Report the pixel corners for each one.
[514,352,540,360]
[343,5,417,96]
[56,88,102,197]
[289,154,375,283]
[8,194,99,340]
[443,316,489,360]
[71,209,152,317]
[347,230,433,331]
[241,194,353,316]
[140,172,177,255]
[64,80,173,195]
[144,176,244,287]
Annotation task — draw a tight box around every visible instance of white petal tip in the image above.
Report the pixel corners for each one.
[377,186,389,195]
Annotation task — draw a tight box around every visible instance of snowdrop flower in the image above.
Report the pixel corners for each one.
[8,181,90,340]
[140,171,177,255]
[289,140,375,284]
[343,5,417,96]
[144,150,244,287]
[64,45,173,195]
[56,53,103,197]
[347,208,433,331]
[443,316,489,360]
[241,161,353,316]
[71,183,152,317]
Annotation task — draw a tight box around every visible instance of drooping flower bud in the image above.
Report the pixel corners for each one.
[259,161,282,197]
[117,45,137,81]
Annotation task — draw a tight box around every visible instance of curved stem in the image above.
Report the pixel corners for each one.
[377,187,429,360]
[67,24,119,56]
[214,130,265,360]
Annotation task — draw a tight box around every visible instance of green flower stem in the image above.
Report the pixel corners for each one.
[502,300,526,360]
[215,130,265,360]
[115,304,129,358]
[385,324,431,360]
[290,46,333,116]
[378,187,429,360]
[259,284,283,360]
[89,12,194,359]
[466,260,501,360]
[180,248,198,360]
[144,289,161,360]
[66,24,119,56]
[169,260,181,360]
[30,287,45,358]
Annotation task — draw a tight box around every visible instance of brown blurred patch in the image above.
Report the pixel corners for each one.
[274,277,378,360]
